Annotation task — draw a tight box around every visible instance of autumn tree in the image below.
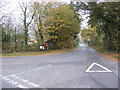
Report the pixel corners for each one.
[31,2,47,46]
[73,1,120,51]
[44,4,80,49]
[81,25,103,45]
[31,2,62,47]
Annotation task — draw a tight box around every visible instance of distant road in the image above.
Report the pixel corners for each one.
[1,44,119,89]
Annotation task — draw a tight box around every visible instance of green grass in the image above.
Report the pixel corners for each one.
[113,55,120,59]
[2,51,47,57]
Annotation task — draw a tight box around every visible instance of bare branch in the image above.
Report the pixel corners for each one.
[27,11,36,26]
[19,2,27,12]
[0,10,14,22]
[0,0,10,21]
[0,0,9,9]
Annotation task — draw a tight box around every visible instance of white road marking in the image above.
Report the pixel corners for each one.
[17,84,28,88]
[48,64,52,66]
[11,75,40,87]
[0,74,3,77]
[10,75,15,77]
[8,80,16,83]
[3,76,29,88]
[2,74,40,88]
[2,76,10,80]
[86,63,95,72]
[86,62,112,72]
[1,64,52,88]
[0,63,50,88]
[22,80,28,83]
[17,77,27,82]
[7,64,52,76]
[14,76,19,79]
[96,71,112,72]
[10,80,18,85]
[28,82,40,87]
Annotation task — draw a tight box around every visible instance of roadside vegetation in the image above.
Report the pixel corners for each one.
[2,48,75,57]
[78,2,120,62]
[1,1,80,56]
[1,1,119,59]
[89,45,119,62]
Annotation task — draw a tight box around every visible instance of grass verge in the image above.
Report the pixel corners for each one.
[1,48,75,57]
[89,45,119,62]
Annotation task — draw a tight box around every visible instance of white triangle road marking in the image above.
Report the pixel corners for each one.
[86,62,112,72]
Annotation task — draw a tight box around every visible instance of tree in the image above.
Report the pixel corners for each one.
[32,2,60,47]
[74,1,120,51]
[0,0,10,21]
[31,2,46,46]
[81,25,103,45]
[19,2,35,48]
[44,4,80,49]
[2,16,14,53]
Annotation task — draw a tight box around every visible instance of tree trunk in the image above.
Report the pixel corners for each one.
[38,15,44,44]
[104,31,113,51]
[14,27,17,51]
[24,26,28,48]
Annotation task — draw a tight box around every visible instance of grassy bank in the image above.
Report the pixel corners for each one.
[89,45,119,62]
[1,48,75,57]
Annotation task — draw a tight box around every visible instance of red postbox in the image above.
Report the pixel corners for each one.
[44,43,48,47]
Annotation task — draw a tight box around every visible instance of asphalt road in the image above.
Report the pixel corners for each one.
[1,44,119,89]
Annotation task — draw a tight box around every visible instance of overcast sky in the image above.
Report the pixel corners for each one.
[2,0,89,29]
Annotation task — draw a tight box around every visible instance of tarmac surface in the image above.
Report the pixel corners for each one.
[1,44,119,89]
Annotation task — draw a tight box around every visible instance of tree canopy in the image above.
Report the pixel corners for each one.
[44,4,80,49]
[74,1,120,52]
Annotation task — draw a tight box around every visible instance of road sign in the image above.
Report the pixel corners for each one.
[86,62,112,72]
